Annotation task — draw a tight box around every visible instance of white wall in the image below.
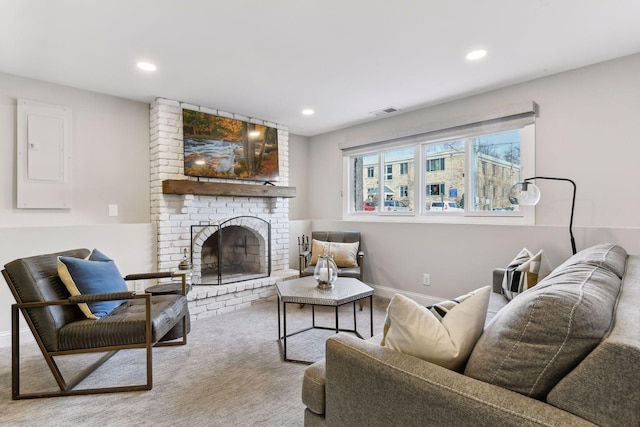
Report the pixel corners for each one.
[0,73,154,345]
[288,133,310,221]
[0,73,151,226]
[305,53,640,301]
[288,133,311,269]
[0,224,155,346]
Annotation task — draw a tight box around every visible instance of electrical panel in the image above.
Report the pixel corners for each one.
[17,99,72,209]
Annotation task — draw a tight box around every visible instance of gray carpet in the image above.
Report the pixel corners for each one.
[0,296,389,426]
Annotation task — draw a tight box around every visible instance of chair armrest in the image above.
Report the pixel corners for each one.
[124,272,174,280]
[68,291,137,303]
[321,333,594,426]
[124,272,188,295]
[14,292,146,309]
[493,268,505,293]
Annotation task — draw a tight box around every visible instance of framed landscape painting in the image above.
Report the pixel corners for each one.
[182,110,279,181]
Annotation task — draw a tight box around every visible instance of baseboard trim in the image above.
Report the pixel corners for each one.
[372,285,443,306]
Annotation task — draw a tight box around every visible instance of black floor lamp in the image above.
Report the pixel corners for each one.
[510,176,577,255]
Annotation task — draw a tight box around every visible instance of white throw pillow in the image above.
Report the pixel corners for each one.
[381,286,491,371]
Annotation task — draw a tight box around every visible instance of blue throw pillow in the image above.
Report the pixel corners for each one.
[57,249,129,319]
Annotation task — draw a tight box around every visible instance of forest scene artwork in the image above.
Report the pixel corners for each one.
[183,110,279,181]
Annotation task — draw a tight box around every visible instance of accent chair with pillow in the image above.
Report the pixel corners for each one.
[302,243,640,426]
[299,231,364,282]
[2,248,189,399]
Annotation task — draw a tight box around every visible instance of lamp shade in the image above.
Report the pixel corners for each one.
[508,182,541,206]
[508,176,577,255]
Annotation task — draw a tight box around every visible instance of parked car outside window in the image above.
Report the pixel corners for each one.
[383,200,412,212]
[362,200,412,212]
[429,201,463,212]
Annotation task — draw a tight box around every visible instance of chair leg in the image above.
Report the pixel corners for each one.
[11,305,153,400]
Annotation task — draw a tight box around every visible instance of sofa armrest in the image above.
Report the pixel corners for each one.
[321,333,595,427]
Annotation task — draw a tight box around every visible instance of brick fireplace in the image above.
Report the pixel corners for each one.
[149,98,297,320]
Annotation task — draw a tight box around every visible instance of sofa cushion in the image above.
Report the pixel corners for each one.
[57,248,129,319]
[550,242,627,279]
[381,286,490,371]
[464,244,626,400]
[502,248,543,300]
[309,239,359,267]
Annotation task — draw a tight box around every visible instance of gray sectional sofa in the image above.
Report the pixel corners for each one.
[302,243,640,426]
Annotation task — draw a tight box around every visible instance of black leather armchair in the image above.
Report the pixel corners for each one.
[2,249,189,399]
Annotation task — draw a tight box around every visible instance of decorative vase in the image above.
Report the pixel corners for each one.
[314,254,338,289]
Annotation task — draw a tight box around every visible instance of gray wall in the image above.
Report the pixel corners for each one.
[302,53,640,303]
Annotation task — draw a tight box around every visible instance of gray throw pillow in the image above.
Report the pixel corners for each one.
[464,244,626,400]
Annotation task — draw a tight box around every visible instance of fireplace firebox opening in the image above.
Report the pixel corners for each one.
[191,216,271,286]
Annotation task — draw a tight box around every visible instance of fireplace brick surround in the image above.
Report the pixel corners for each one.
[150,98,297,321]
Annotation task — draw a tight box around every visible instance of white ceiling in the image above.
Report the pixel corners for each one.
[1,1,640,137]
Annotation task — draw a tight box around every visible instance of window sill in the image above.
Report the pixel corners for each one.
[345,211,533,226]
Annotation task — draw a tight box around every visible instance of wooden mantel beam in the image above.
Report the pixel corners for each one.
[162,179,296,198]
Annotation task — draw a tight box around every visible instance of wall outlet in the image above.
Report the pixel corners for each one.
[423,273,431,286]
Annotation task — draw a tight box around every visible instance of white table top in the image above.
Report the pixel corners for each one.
[276,276,373,306]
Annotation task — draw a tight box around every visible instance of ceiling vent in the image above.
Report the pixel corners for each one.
[370,106,401,117]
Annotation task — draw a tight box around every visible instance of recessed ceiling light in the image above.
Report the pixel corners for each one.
[136,61,157,72]
[302,109,315,116]
[465,49,487,61]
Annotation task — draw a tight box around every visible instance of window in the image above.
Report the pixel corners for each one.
[344,104,535,221]
[367,167,374,178]
[383,148,415,211]
[350,153,379,212]
[427,183,445,195]
[426,158,445,171]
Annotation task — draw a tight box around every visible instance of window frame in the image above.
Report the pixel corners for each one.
[342,106,536,225]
